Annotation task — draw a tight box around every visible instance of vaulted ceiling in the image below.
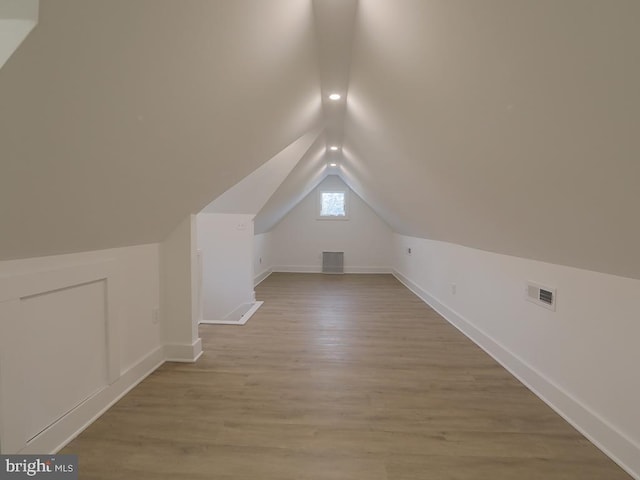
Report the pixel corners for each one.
[1,0,639,279]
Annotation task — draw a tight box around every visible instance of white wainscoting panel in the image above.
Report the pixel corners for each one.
[22,281,108,441]
[0,260,120,453]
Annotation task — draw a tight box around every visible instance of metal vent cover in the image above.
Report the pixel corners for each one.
[539,288,553,305]
[322,251,344,274]
[526,281,557,311]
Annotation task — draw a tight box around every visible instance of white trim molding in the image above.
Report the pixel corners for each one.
[200,301,264,326]
[36,347,165,455]
[164,338,203,363]
[0,260,121,453]
[254,268,273,286]
[392,269,640,480]
[273,266,391,274]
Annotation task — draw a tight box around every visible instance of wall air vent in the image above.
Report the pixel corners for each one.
[526,281,557,311]
[539,289,553,305]
[322,251,344,274]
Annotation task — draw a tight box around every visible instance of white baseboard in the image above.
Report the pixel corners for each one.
[273,265,320,273]
[200,301,264,326]
[23,338,204,455]
[254,268,273,286]
[345,266,392,273]
[20,346,166,455]
[392,269,640,480]
[273,265,392,274]
[164,338,203,363]
[225,302,255,322]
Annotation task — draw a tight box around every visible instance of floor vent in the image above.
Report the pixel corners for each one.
[322,251,344,274]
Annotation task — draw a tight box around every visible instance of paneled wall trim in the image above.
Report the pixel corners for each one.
[0,260,120,453]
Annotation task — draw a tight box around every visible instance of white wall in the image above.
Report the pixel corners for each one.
[197,213,255,321]
[253,232,273,285]
[0,243,163,454]
[392,234,640,479]
[270,175,392,273]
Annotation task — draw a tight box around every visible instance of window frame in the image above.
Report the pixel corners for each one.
[317,189,350,220]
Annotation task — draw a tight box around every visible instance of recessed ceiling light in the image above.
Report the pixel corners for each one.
[329,93,341,100]
[329,163,338,167]
[329,146,339,151]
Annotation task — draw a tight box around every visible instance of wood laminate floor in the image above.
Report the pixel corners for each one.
[62,273,631,479]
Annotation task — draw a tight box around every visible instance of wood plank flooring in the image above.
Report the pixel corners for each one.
[62,273,631,479]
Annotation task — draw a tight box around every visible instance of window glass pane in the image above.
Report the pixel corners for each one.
[321,192,345,216]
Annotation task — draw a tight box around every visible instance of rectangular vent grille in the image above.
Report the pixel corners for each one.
[526,281,556,311]
[322,251,344,274]
[539,289,553,305]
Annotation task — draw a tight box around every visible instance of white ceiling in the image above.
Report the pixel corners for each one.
[1,0,639,279]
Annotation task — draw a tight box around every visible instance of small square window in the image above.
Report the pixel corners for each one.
[318,190,348,219]
[321,192,345,216]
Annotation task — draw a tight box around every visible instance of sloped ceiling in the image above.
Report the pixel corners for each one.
[254,0,357,234]
[1,0,639,279]
[0,0,321,260]
[0,0,38,70]
[340,0,640,279]
[201,128,321,215]
[254,134,331,234]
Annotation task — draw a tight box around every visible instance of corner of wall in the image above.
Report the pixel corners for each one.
[159,215,201,362]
